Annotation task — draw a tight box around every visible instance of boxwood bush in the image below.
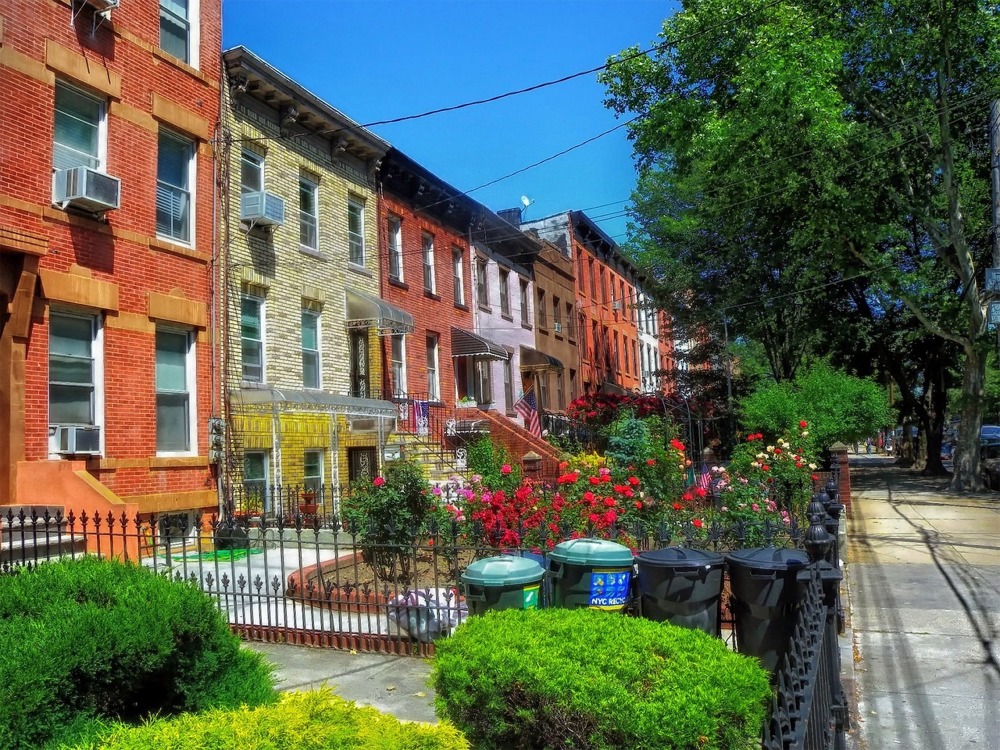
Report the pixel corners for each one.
[0,557,277,749]
[433,608,770,749]
[68,688,469,749]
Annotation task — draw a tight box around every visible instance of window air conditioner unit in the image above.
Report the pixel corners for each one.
[53,167,121,213]
[241,191,285,226]
[54,425,101,455]
[85,0,120,11]
[612,300,624,311]
[553,322,563,333]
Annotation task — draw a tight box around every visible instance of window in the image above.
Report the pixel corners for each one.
[614,332,620,368]
[453,248,466,306]
[552,296,561,333]
[301,309,320,389]
[300,177,319,251]
[53,82,105,172]
[391,334,407,397]
[426,335,440,401]
[519,279,530,327]
[580,318,589,360]
[241,295,264,383]
[243,451,269,512]
[600,267,607,303]
[156,328,194,453]
[555,371,564,410]
[569,369,577,401]
[160,0,197,66]
[577,251,585,290]
[473,257,487,308]
[566,302,575,339]
[589,258,597,300]
[349,330,369,398]
[503,359,514,412]
[620,281,627,315]
[303,450,323,494]
[538,373,549,410]
[536,289,547,329]
[422,233,436,293]
[387,216,403,281]
[240,149,262,195]
[499,269,511,316]
[475,360,492,404]
[157,130,194,244]
[49,312,98,426]
[348,198,365,266]
[624,336,630,375]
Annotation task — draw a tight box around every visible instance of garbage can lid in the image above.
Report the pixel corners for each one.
[461,555,545,586]
[549,538,634,566]
[636,546,724,568]
[725,547,809,571]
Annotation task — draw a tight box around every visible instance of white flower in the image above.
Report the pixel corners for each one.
[801,430,809,437]
[766,445,775,452]
[808,463,817,470]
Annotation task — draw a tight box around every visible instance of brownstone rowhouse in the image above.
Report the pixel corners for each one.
[0,0,221,519]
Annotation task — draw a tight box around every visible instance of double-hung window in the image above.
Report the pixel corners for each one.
[422,233,436,293]
[156,328,194,453]
[241,295,264,383]
[241,149,263,195]
[53,82,105,172]
[499,269,511,316]
[301,309,320,389]
[426,335,440,401]
[157,130,194,244]
[300,177,319,251]
[476,258,489,308]
[519,279,530,327]
[387,216,403,281]
[391,334,407,398]
[303,450,323,494]
[453,248,465,306]
[49,312,99,427]
[348,198,365,266]
[552,296,561,333]
[160,0,197,66]
[536,289,547,329]
[243,451,269,512]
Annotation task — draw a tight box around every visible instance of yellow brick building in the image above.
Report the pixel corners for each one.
[219,47,409,517]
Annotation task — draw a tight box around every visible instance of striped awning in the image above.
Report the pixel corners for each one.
[451,327,510,360]
[346,289,413,334]
[520,345,564,372]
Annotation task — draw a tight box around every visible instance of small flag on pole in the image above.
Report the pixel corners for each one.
[696,463,712,490]
[513,387,542,437]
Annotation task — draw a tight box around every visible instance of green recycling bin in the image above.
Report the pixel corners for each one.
[547,538,634,611]
[461,555,545,615]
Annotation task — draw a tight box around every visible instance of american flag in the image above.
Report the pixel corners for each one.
[695,463,712,490]
[514,387,542,437]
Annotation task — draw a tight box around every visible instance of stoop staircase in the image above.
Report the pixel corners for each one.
[1,505,86,565]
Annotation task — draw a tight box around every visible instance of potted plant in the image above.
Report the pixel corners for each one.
[298,489,319,515]
[457,396,477,409]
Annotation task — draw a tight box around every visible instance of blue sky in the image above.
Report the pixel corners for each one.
[222,0,678,243]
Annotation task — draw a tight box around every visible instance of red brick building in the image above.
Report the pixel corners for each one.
[0,0,221,518]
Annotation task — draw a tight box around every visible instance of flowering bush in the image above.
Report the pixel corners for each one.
[565,392,674,427]
[727,421,818,519]
[705,465,790,546]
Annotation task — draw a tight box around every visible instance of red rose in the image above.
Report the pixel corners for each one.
[646,459,656,466]
[373,477,386,487]
[761,464,770,471]
[799,420,808,428]
[672,502,683,511]
[628,476,640,486]
[692,518,704,528]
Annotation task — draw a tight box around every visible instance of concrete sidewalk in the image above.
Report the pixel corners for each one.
[844,460,1000,749]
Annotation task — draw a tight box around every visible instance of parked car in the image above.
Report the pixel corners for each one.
[982,424,1000,441]
[981,441,1000,490]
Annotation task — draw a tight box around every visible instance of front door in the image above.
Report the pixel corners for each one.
[348,446,377,484]
[349,330,369,398]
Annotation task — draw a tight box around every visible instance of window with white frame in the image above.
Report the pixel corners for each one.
[243,451,269,512]
[53,82,105,172]
[300,177,319,251]
[387,216,403,281]
[426,334,440,401]
[552,296,562,333]
[503,359,514,412]
[499,269,511,317]
[476,257,489,308]
[240,149,263,194]
[156,130,194,244]
[348,198,365,266]
[556,371,564,410]
[519,279,530,326]
[422,233,436,293]
[303,450,323,493]
[160,0,198,67]
[301,308,320,389]
[391,334,407,397]
[453,248,465,306]
[241,294,264,383]
[156,327,195,453]
[49,311,99,427]
[538,372,549,410]
[475,360,492,404]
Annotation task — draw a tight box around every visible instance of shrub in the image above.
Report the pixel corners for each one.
[433,608,770,749]
[0,557,277,749]
[466,435,522,493]
[67,688,469,749]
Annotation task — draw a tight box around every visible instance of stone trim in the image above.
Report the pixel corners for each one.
[39,268,119,312]
[45,40,121,99]
[148,291,207,328]
[151,93,211,141]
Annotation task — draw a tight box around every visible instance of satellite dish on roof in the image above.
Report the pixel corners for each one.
[520,195,534,208]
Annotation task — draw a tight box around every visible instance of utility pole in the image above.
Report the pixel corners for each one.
[992,100,1000,269]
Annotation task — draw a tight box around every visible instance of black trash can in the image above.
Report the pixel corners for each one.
[635,547,725,635]
[725,547,809,672]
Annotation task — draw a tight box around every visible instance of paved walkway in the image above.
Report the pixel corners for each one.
[845,458,1000,749]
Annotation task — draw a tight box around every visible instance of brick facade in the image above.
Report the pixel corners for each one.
[529,236,580,411]
[1,0,220,512]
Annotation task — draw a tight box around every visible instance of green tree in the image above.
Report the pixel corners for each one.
[602,0,1000,489]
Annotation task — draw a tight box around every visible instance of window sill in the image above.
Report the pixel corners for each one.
[389,277,408,290]
[299,246,326,260]
[151,46,212,86]
[501,313,513,322]
[521,323,533,331]
[424,291,441,301]
[149,237,207,262]
[478,304,492,314]
[151,455,208,468]
[454,302,469,311]
[348,263,372,277]
[538,328,550,336]
[554,333,564,341]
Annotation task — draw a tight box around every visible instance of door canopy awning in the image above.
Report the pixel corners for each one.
[232,386,397,417]
[451,327,510,360]
[346,289,414,335]
[520,345,564,372]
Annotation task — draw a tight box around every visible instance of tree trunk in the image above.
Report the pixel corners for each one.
[949,345,986,491]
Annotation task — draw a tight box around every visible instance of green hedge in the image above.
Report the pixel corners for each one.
[0,557,277,749]
[433,608,770,750]
[67,688,469,749]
